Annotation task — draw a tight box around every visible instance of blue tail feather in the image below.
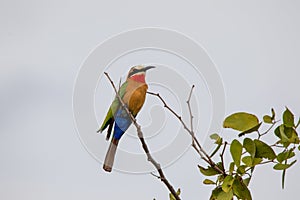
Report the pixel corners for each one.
[113,107,132,140]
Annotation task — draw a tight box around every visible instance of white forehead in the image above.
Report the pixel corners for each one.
[133,65,144,70]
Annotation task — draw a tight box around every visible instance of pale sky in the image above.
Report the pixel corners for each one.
[1,1,300,199]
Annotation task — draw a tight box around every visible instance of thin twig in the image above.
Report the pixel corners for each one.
[220,142,227,175]
[258,120,279,139]
[150,172,162,179]
[147,91,206,160]
[187,85,195,146]
[147,90,224,175]
[104,72,180,200]
[209,143,222,158]
[186,85,203,159]
[118,77,122,90]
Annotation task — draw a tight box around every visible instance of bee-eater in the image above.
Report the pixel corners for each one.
[98,65,155,172]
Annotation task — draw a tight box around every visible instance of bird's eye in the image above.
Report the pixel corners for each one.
[128,68,139,77]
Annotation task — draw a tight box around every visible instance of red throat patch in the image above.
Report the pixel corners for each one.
[130,74,146,83]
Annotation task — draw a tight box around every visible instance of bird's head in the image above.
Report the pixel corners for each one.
[127,65,155,82]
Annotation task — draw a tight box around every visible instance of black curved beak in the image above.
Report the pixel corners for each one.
[143,66,156,71]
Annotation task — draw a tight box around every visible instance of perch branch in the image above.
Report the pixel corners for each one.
[104,72,180,200]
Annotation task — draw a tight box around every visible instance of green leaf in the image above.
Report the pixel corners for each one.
[169,193,175,200]
[217,189,233,200]
[222,175,235,193]
[275,125,291,146]
[275,125,299,146]
[230,140,243,167]
[238,123,262,137]
[284,127,299,144]
[198,165,221,176]
[237,165,247,175]
[277,149,296,163]
[210,187,233,200]
[283,107,294,128]
[217,174,225,183]
[273,160,296,170]
[210,133,220,141]
[254,139,276,160]
[203,179,216,185]
[216,162,225,172]
[232,176,252,200]
[252,157,263,166]
[241,156,262,167]
[273,163,290,170]
[210,188,218,200]
[210,187,220,200]
[169,188,181,200]
[274,125,282,138]
[242,156,252,167]
[223,112,260,133]
[176,188,181,196]
[298,145,300,151]
[243,178,251,186]
[229,162,235,175]
[263,115,273,124]
[243,138,256,158]
[296,117,300,128]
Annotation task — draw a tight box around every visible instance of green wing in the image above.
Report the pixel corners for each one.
[97,81,128,134]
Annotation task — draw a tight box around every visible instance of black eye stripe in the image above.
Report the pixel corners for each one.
[128,68,143,77]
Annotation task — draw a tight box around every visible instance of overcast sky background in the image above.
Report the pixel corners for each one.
[1,1,300,199]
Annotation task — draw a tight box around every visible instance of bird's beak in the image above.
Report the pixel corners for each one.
[143,66,156,71]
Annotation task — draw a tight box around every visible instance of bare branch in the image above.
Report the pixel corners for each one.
[118,77,122,90]
[147,90,225,175]
[104,72,180,200]
[187,85,195,146]
[150,172,162,179]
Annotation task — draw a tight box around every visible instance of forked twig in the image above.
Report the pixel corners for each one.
[187,85,196,146]
[147,88,224,175]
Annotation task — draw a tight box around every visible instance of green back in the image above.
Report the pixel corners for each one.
[98,81,128,132]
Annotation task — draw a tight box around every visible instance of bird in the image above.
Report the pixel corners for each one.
[97,65,155,172]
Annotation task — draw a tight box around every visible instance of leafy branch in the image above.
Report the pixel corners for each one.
[203,107,299,199]
[148,87,299,200]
